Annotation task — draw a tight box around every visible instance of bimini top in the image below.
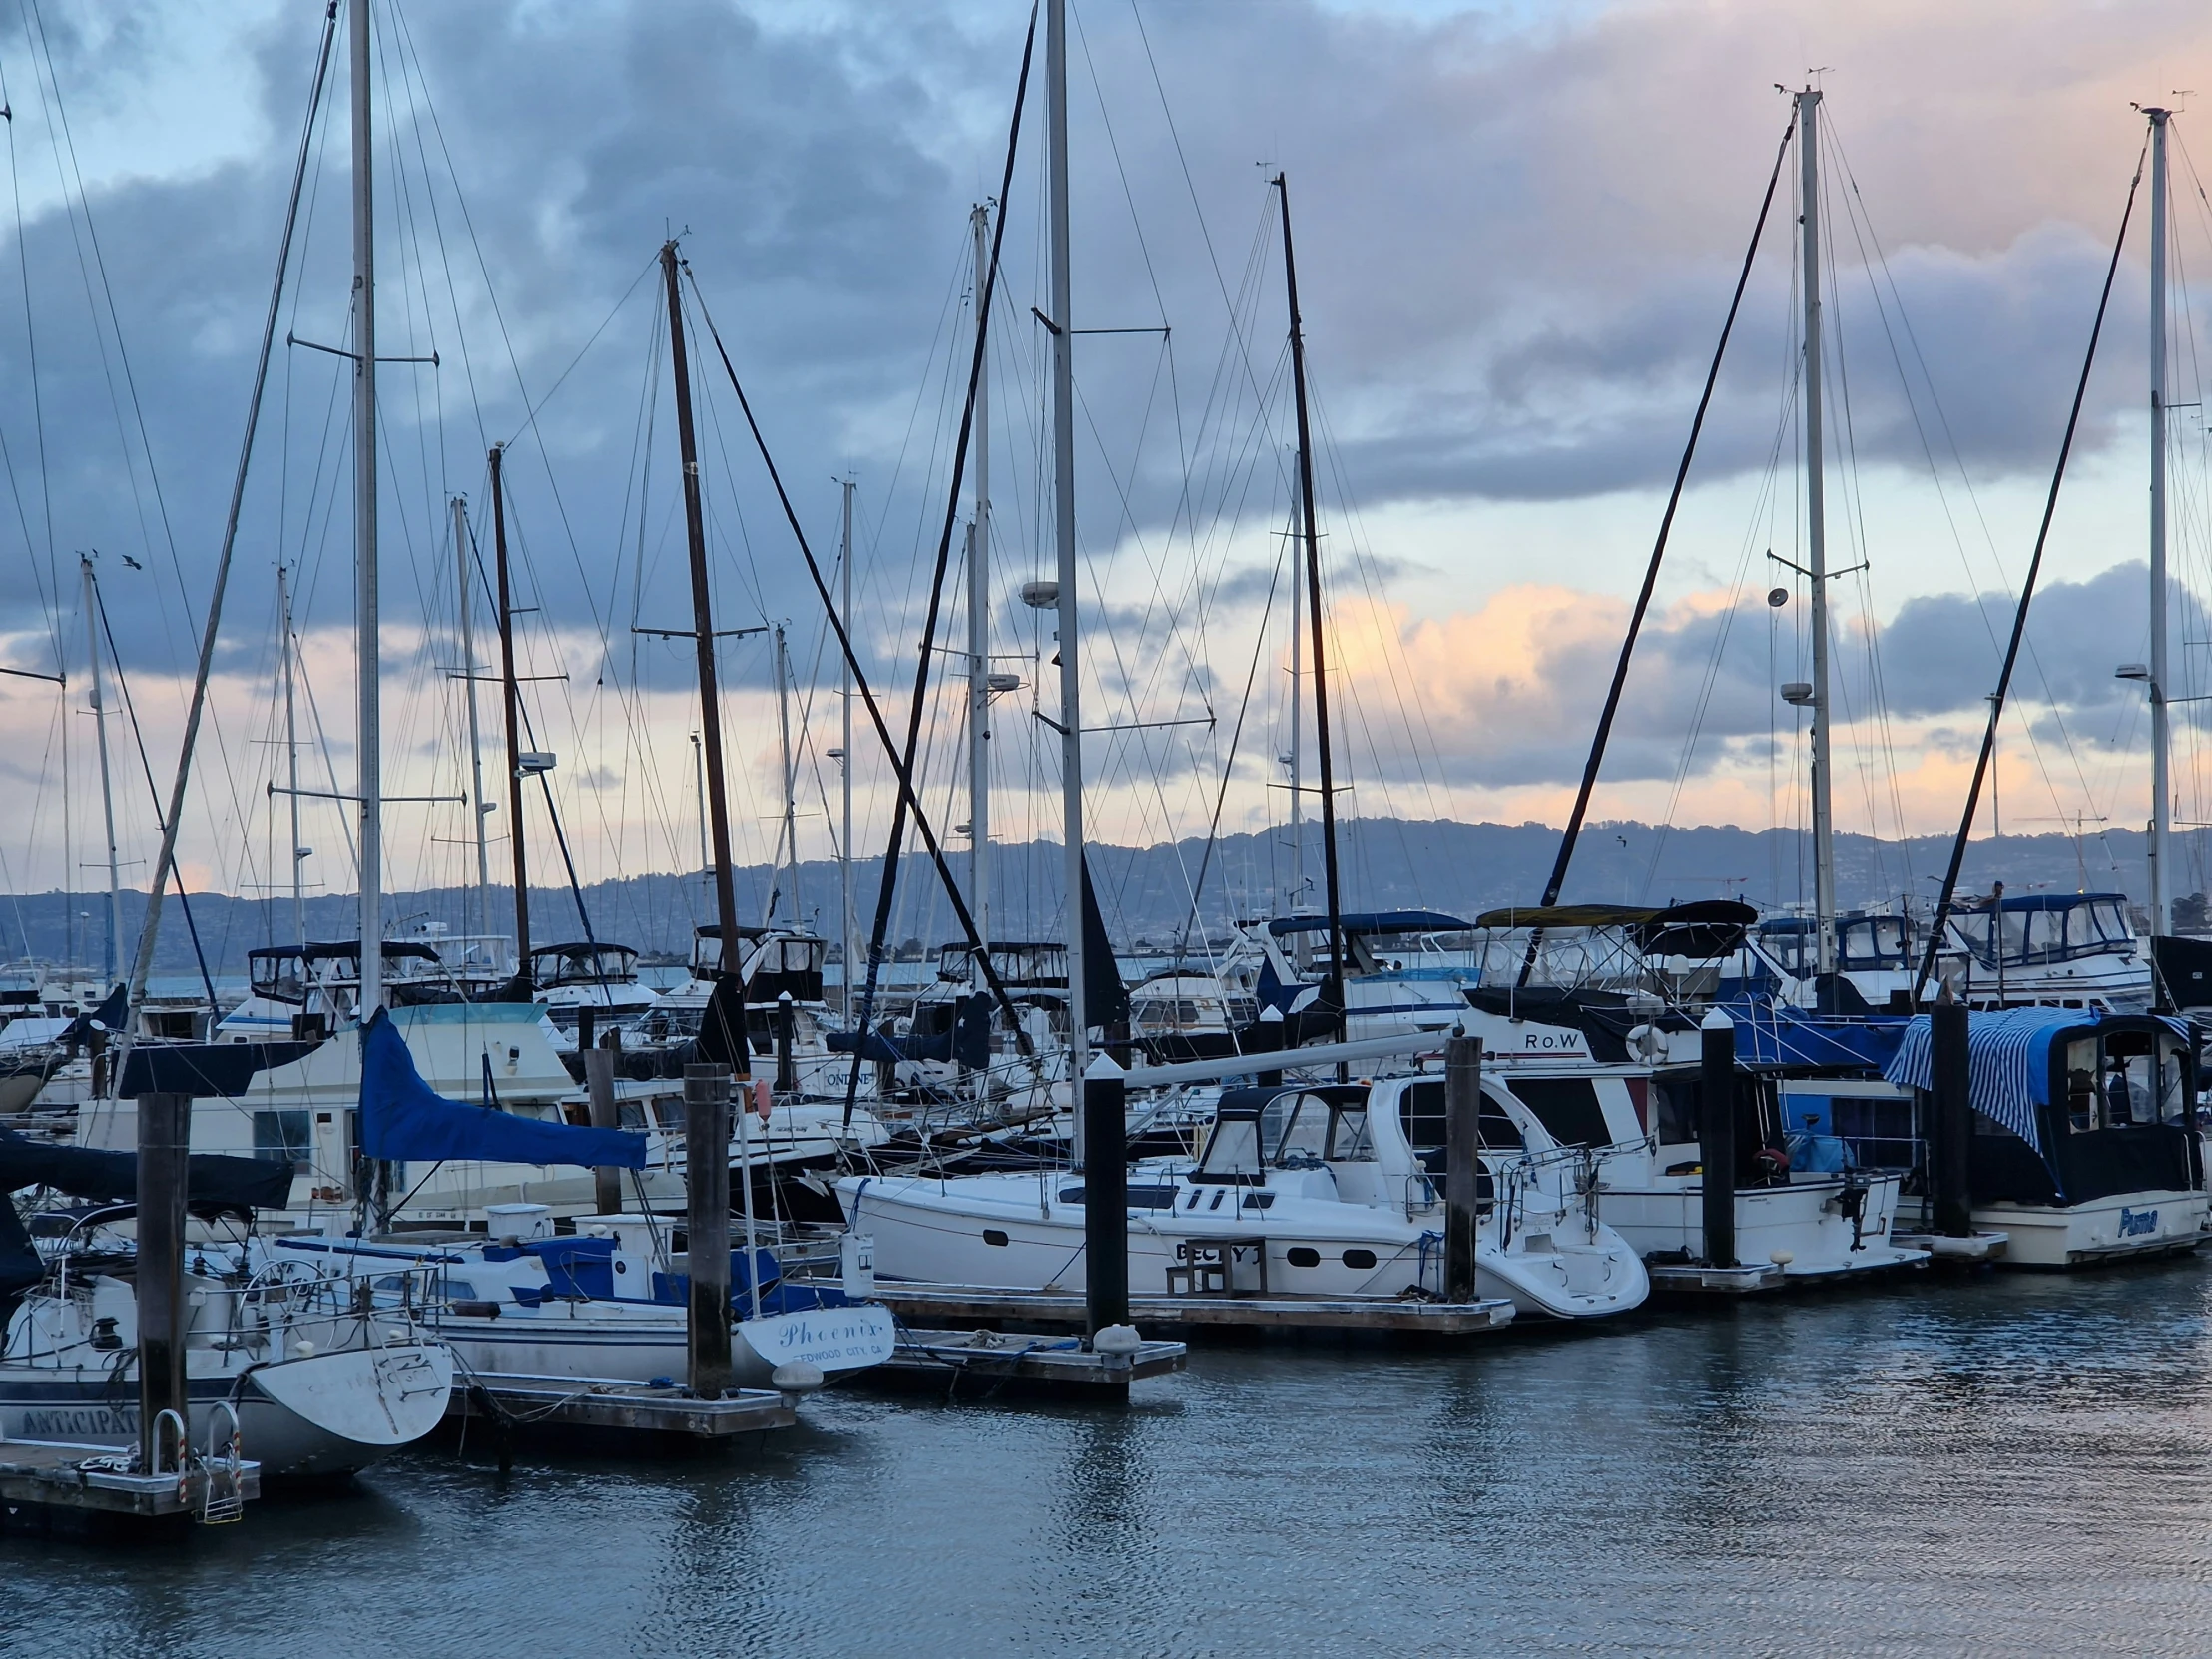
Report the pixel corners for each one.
[1475,900,1755,959]
[1958,891,2129,913]
[1265,910,1470,938]
[1882,1006,2188,1157]
[247,941,442,965]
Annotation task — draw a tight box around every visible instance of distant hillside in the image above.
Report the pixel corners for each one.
[5,817,2183,977]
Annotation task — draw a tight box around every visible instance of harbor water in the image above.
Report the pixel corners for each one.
[5,1260,2210,1656]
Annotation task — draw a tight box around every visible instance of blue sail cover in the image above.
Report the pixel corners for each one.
[1721,1002,1911,1071]
[358,1008,646,1169]
[1881,1006,2087,1158]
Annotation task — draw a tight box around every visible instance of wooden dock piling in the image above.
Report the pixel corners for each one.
[1699,1008,1737,1269]
[1444,1033,1481,1303]
[685,1062,734,1396]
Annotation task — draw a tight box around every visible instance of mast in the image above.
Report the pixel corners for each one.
[491,443,530,974]
[280,564,305,950]
[1046,0,1086,1073]
[839,477,855,1012]
[662,241,744,967]
[1286,476,1303,916]
[967,201,993,969]
[2149,105,2173,937]
[452,495,491,937]
[351,0,382,1017]
[80,557,121,984]
[1798,86,1838,978]
[1274,172,1346,1033]
[774,622,800,923]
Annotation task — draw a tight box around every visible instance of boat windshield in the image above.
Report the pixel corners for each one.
[1195,1111,1265,1185]
[2061,1029,2190,1131]
[1838,915,1908,970]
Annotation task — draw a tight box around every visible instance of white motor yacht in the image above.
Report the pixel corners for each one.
[840,1070,1648,1321]
[1455,1004,1929,1281]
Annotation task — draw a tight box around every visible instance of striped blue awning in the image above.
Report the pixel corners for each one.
[1882,1007,2088,1157]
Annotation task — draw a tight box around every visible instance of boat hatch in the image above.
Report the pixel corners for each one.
[1054,1184,1181,1209]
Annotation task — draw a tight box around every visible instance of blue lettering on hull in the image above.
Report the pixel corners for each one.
[2119,1207,2161,1239]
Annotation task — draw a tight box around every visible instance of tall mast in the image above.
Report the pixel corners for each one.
[1798,86,1838,977]
[1286,475,1303,915]
[280,564,305,950]
[839,477,855,1012]
[452,495,491,937]
[491,443,530,974]
[1046,0,1086,1072]
[80,557,120,984]
[967,201,994,969]
[774,622,800,923]
[662,241,744,960]
[1274,172,1345,1030]
[351,0,382,1016]
[2149,105,2173,937]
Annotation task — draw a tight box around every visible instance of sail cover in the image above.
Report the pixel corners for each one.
[358,1009,646,1169]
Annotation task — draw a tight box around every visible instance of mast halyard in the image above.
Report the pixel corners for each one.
[1798,86,1839,980]
[774,622,800,925]
[1274,171,1346,1036]
[491,443,531,980]
[661,239,749,1073]
[2148,105,2173,938]
[80,557,121,986]
[967,201,993,976]
[1046,0,1086,1077]
[452,495,491,939]
[351,0,382,1020]
[280,564,305,951]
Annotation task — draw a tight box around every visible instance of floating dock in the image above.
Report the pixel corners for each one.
[1893,1230,2010,1264]
[0,1437,260,1528]
[866,1325,1187,1397]
[1647,1255,1931,1296]
[865,1283,1516,1338]
[445,1373,797,1447]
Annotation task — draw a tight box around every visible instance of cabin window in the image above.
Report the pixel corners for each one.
[253,1109,311,1173]
[1652,1078,1699,1145]
[1510,1078,1611,1148]
[617,1102,647,1131]
[1286,1247,1321,1268]
[983,1229,1010,1247]
[1399,1080,1445,1151]
[1342,1248,1378,1270]
[1397,1079,1521,1153]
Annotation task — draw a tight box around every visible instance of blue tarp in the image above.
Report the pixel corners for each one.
[358,1008,647,1169]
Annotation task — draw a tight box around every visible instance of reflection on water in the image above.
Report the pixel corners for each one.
[6,1263,2211,1656]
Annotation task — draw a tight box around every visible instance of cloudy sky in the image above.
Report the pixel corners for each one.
[1,0,2209,931]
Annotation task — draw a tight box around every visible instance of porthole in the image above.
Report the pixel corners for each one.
[983,1229,1010,1247]
[1342,1248,1377,1270]
[1286,1247,1321,1268]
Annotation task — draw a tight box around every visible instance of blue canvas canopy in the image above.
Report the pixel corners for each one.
[1882,1006,2089,1158]
[1268,910,1470,937]
[358,1008,646,1169]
